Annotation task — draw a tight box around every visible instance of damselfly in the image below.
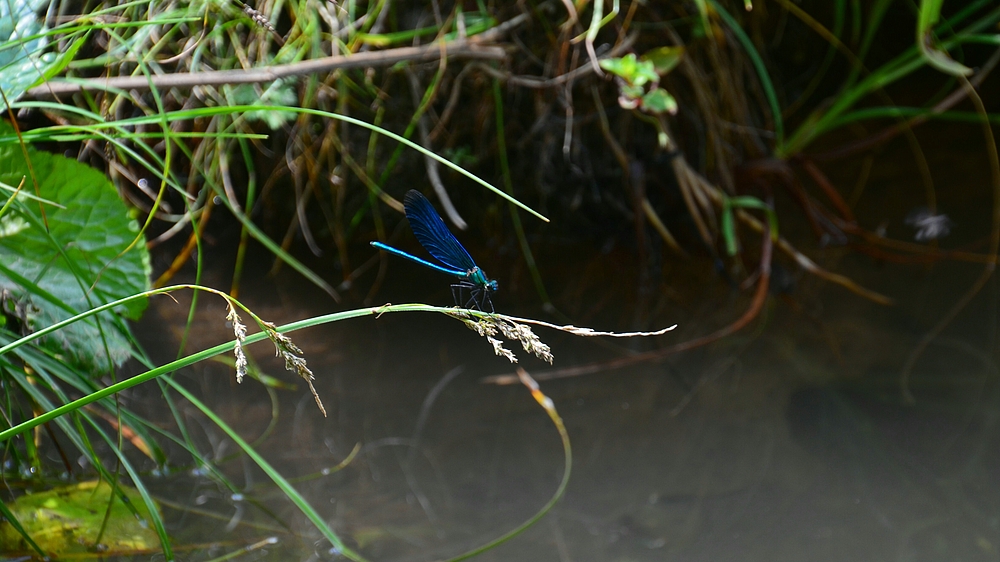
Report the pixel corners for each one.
[371,190,498,311]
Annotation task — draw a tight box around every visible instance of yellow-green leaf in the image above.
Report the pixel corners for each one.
[641,46,685,77]
[0,480,161,556]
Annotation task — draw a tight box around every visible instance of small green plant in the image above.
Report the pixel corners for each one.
[599,48,683,115]
[720,195,779,256]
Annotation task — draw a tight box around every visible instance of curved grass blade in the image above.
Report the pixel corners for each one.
[3,365,173,559]
[5,103,550,223]
[163,378,369,562]
[443,368,571,562]
[918,0,973,76]
[492,79,554,310]
[5,102,547,302]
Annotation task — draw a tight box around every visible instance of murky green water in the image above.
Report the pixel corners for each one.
[130,233,1000,561]
[118,124,1000,561]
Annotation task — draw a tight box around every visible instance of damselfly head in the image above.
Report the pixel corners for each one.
[487,279,499,292]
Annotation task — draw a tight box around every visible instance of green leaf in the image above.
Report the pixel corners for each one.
[620,82,645,101]
[727,195,780,242]
[32,35,87,89]
[641,88,678,115]
[632,61,659,87]
[225,80,298,129]
[641,46,685,77]
[600,53,659,87]
[721,194,782,255]
[0,121,151,371]
[721,201,737,256]
[600,54,636,80]
[0,0,57,109]
[0,480,160,556]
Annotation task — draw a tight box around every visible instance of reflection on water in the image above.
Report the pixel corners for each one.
[132,241,1000,562]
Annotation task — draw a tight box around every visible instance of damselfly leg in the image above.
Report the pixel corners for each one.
[451,281,494,313]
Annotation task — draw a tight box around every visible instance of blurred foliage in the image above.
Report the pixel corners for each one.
[0,0,57,107]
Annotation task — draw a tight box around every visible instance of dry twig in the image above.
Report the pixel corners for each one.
[27,44,507,97]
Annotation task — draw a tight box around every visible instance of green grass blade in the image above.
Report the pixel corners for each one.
[443,371,572,562]
[0,488,47,557]
[7,103,550,222]
[0,292,450,442]
[492,79,554,309]
[162,378,367,561]
[709,0,784,151]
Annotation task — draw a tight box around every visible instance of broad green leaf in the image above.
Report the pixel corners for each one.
[0,480,160,556]
[0,0,57,108]
[641,46,685,77]
[641,88,678,115]
[0,121,151,371]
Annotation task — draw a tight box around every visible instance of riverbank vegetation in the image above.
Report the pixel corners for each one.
[2,0,999,558]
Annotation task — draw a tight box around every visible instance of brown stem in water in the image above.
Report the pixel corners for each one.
[688,156,892,304]
[795,156,856,223]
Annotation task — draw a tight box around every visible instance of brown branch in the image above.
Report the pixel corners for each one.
[472,32,637,89]
[26,43,508,97]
